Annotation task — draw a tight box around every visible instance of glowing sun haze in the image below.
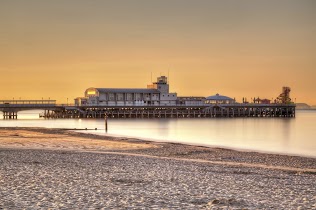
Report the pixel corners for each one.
[0,0,315,104]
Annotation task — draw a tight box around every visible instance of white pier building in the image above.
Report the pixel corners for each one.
[75,76,206,106]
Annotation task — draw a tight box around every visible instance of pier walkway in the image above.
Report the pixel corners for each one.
[0,100,58,119]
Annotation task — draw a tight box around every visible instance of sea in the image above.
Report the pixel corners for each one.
[0,110,315,158]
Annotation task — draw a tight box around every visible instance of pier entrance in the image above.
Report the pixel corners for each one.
[0,100,57,119]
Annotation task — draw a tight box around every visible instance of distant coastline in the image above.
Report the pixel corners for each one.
[295,103,316,110]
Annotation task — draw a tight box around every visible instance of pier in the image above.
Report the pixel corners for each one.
[39,104,295,119]
[0,100,295,119]
[0,76,296,119]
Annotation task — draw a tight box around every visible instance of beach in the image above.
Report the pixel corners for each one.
[0,127,315,209]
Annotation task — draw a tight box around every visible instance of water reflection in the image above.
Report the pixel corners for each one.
[280,118,292,148]
[0,110,315,157]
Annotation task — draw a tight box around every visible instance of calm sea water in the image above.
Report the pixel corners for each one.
[0,110,315,158]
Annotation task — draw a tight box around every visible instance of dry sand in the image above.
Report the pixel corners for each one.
[0,127,315,209]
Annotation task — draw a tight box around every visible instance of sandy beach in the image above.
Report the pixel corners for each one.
[0,127,315,209]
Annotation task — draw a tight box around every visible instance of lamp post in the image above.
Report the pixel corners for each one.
[67,98,68,106]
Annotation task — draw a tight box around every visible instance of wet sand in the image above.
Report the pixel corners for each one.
[0,127,315,209]
[0,128,155,151]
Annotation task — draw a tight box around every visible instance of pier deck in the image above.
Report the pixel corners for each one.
[42,104,296,119]
[0,100,295,119]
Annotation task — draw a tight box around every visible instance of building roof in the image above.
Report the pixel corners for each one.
[178,96,206,100]
[206,93,234,101]
[96,88,160,94]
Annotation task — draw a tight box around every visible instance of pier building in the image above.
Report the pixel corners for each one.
[75,76,178,106]
[205,94,235,104]
[75,76,235,107]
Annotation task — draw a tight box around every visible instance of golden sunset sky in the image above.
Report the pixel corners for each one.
[0,0,315,104]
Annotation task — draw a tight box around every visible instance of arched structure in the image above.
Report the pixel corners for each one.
[205,94,235,104]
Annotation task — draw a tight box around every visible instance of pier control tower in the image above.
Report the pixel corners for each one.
[148,76,169,93]
[147,76,177,105]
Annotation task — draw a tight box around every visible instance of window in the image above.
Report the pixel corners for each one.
[87,90,96,95]
[109,93,115,101]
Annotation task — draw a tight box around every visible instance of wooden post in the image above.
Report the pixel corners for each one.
[105,115,108,133]
[293,108,296,118]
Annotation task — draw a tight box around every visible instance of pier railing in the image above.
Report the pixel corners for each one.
[0,100,58,111]
[63,103,295,108]
[0,100,56,104]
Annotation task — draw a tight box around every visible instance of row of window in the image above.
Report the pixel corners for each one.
[162,94,175,97]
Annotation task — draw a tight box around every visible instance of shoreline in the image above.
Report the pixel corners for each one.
[75,129,316,159]
[1,109,315,158]
[1,127,316,209]
[1,127,316,172]
[3,125,316,159]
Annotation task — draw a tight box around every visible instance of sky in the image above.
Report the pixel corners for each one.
[0,0,315,104]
